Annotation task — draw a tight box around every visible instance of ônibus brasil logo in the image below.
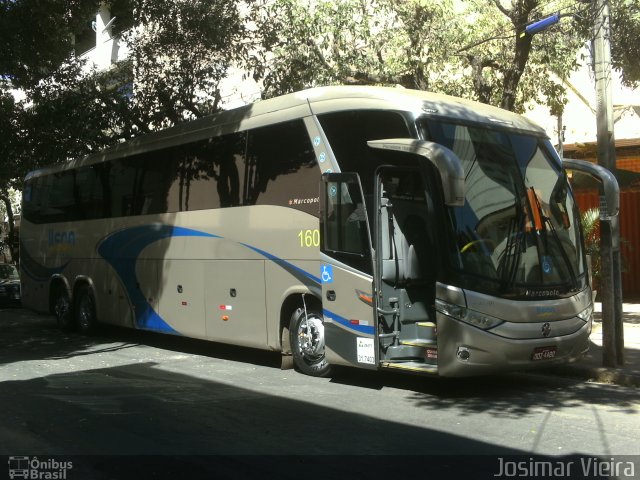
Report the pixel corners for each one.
[8,456,73,479]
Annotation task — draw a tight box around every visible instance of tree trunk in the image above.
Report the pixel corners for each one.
[501,33,533,111]
[500,3,536,112]
[0,192,17,264]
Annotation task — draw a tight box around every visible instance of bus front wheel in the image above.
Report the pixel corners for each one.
[289,307,331,377]
[74,285,98,335]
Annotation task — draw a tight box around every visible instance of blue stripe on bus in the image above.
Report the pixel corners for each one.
[240,243,322,286]
[97,225,219,333]
[96,224,321,334]
[323,308,375,335]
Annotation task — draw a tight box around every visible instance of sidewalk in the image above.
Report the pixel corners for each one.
[541,302,640,386]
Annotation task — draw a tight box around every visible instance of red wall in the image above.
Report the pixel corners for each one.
[574,191,640,298]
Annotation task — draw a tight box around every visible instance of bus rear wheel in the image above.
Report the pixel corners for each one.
[74,285,98,335]
[289,307,331,377]
[54,288,73,332]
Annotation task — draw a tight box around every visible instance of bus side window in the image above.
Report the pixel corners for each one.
[318,110,411,194]
[166,132,247,212]
[323,178,372,274]
[245,120,318,216]
[22,179,40,224]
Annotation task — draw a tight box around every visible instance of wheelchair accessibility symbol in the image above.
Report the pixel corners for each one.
[321,265,334,283]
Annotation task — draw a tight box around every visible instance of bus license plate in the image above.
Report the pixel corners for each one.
[532,346,557,361]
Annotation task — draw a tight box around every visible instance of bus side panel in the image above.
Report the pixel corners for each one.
[204,260,267,349]
[20,270,49,314]
[19,222,61,313]
[156,259,206,338]
[95,258,135,328]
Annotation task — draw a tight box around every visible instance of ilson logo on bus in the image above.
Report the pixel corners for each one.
[48,230,76,248]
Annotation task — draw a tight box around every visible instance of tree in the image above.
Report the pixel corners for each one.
[124,0,257,131]
[3,0,260,157]
[255,0,638,115]
[17,59,136,167]
[0,88,20,262]
[1,0,262,248]
[0,0,102,89]
[0,186,20,263]
[254,0,468,98]
[608,0,640,88]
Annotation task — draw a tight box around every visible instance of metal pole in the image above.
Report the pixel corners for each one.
[563,159,621,368]
[593,0,620,366]
[599,209,617,367]
[611,216,625,365]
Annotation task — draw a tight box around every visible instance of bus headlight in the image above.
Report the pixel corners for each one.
[577,305,593,323]
[436,299,504,330]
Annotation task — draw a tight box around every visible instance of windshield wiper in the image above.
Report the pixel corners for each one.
[497,203,526,290]
[528,187,578,290]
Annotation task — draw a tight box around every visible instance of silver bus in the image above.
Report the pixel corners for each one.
[20,86,593,377]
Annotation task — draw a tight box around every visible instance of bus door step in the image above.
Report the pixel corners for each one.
[400,339,436,347]
[416,321,436,340]
[384,342,437,364]
[381,361,438,374]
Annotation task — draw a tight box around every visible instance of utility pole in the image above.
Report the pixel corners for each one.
[557,114,564,158]
[593,0,624,366]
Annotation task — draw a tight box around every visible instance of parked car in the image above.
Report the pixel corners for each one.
[0,263,21,305]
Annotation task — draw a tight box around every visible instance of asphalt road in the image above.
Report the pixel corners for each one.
[1,306,639,478]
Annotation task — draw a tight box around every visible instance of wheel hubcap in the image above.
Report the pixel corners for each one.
[78,297,92,329]
[297,314,325,359]
[55,297,69,320]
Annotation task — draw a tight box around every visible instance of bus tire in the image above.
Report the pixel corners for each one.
[54,287,73,332]
[74,285,98,335]
[289,307,331,377]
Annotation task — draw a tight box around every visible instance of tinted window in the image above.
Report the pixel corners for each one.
[23,122,319,223]
[246,120,318,215]
[318,110,411,194]
[109,157,138,217]
[75,166,103,219]
[321,173,371,274]
[167,133,247,212]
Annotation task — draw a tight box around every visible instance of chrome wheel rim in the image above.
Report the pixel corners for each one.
[77,295,93,330]
[55,296,70,321]
[297,313,325,360]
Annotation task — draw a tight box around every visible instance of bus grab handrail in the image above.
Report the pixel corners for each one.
[367,139,465,207]
[562,158,619,219]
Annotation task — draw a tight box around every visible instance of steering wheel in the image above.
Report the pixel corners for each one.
[460,239,495,253]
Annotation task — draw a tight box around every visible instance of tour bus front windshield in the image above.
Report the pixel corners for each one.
[419,118,587,299]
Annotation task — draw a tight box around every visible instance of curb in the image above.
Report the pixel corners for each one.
[537,364,640,387]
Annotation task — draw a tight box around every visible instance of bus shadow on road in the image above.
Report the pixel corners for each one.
[0,309,282,370]
[0,358,531,456]
[0,310,140,366]
[2,309,638,423]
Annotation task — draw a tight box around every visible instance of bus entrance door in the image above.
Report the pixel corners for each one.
[374,166,438,374]
[320,173,378,370]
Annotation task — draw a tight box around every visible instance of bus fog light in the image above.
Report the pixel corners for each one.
[457,346,470,361]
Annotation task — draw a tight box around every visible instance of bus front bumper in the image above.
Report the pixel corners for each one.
[436,313,592,377]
